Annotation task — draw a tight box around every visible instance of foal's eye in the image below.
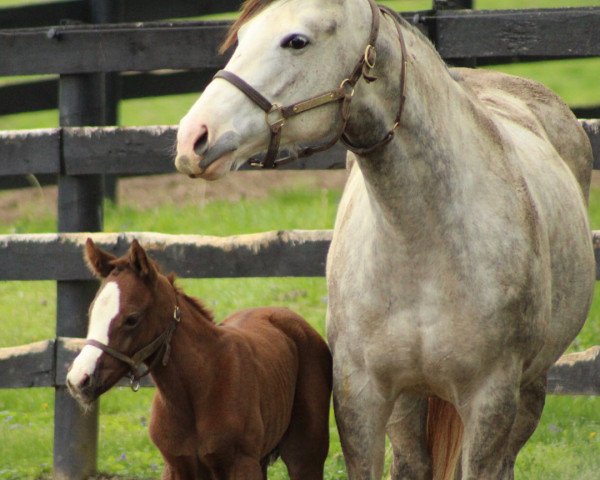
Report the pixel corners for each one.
[123,315,140,328]
[281,34,310,50]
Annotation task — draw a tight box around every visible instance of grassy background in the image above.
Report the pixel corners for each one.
[1,0,599,479]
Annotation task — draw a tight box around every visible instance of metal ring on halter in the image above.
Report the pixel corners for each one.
[339,79,355,98]
[364,44,376,69]
[265,104,286,131]
[129,373,141,392]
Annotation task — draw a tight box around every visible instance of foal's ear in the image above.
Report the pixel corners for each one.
[85,238,117,278]
[128,239,157,283]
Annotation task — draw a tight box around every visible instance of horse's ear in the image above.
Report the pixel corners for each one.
[128,239,157,283]
[85,238,117,278]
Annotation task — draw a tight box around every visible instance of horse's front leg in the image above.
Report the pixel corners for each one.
[458,360,521,480]
[386,394,432,479]
[332,348,393,480]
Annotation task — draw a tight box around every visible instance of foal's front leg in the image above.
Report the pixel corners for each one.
[160,453,210,480]
[217,455,264,480]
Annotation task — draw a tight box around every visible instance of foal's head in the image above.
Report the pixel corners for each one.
[67,239,179,406]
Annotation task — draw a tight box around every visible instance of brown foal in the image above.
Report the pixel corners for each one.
[67,239,332,479]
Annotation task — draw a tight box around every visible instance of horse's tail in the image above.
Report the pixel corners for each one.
[426,397,463,480]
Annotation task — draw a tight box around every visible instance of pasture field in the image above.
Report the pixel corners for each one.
[1,0,599,478]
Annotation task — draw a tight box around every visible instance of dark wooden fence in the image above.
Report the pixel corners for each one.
[0,1,599,478]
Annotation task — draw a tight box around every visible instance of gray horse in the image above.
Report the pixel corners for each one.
[174,0,595,478]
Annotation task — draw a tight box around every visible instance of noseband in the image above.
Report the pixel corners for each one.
[85,304,181,392]
[214,0,408,169]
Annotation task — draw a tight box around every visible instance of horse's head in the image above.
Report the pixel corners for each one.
[67,239,178,406]
[175,0,377,179]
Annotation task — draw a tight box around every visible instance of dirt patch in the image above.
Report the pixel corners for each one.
[0,170,348,225]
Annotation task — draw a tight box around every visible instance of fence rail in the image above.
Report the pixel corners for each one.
[2,337,598,395]
[1,8,599,77]
[0,0,242,29]
[3,229,600,280]
[0,120,598,179]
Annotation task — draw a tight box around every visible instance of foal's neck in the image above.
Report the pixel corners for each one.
[149,289,220,405]
[348,15,501,229]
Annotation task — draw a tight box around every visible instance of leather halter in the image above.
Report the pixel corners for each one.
[85,304,181,391]
[214,0,408,169]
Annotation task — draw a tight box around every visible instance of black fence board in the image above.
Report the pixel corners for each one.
[5,230,600,282]
[2,122,596,179]
[0,231,333,280]
[1,9,599,76]
[120,0,241,22]
[0,174,58,190]
[0,337,589,394]
[0,1,87,29]
[0,70,216,116]
[547,347,600,396]
[0,0,242,29]
[435,8,600,60]
[0,340,55,388]
[63,126,177,175]
[0,22,230,76]
[2,71,599,119]
[0,129,60,175]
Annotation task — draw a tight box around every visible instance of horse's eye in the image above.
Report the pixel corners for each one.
[123,315,140,328]
[281,34,309,50]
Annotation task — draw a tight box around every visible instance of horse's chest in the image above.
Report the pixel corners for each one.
[327,190,502,392]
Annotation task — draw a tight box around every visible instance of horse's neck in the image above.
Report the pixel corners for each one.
[149,294,220,408]
[348,16,498,230]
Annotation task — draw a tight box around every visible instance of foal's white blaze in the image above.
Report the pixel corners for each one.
[67,282,121,386]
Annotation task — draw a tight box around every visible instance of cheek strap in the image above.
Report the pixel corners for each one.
[85,305,181,391]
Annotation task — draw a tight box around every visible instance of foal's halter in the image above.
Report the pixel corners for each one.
[214,0,408,169]
[86,304,181,392]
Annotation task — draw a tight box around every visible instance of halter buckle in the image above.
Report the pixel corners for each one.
[265,104,286,132]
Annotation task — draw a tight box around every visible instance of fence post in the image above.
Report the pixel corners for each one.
[53,74,105,479]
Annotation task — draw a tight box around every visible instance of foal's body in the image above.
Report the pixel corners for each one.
[151,305,332,479]
[67,240,332,480]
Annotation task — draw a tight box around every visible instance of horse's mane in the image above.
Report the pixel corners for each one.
[220,0,275,53]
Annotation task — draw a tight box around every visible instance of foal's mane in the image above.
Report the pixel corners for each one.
[169,276,216,324]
